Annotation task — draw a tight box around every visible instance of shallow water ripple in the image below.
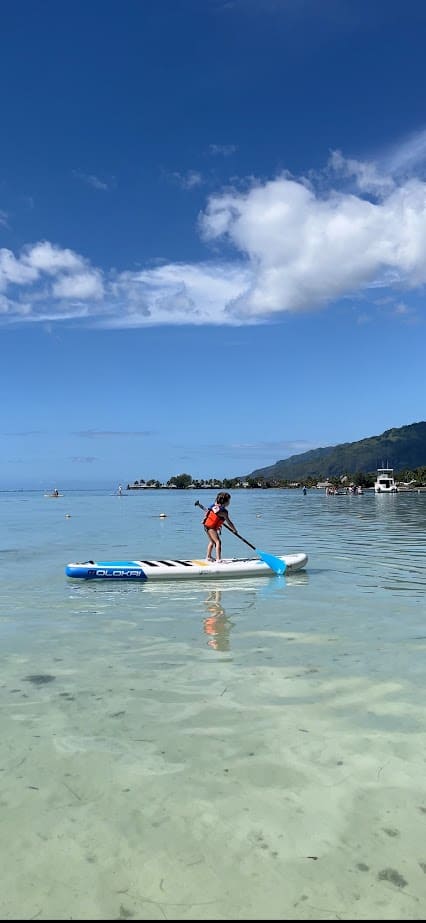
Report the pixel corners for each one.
[0,488,425,919]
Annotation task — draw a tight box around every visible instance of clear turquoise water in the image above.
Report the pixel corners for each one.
[1,488,426,920]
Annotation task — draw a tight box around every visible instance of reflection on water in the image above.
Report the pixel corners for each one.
[200,571,309,652]
[203,589,234,651]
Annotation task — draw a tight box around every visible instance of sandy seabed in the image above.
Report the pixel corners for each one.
[1,638,426,921]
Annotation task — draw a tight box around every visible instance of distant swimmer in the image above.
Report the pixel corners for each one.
[118,484,122,496]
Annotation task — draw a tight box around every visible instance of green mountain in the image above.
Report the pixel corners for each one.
[247,422,426,481]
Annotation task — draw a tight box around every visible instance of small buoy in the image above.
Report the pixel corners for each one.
[159,513,167,518]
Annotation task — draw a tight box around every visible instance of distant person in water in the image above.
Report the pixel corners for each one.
[53,488,59,497]
[203,491,237,563]
[118,484,122,496]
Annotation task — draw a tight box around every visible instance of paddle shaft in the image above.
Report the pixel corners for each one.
[195,500,256,550]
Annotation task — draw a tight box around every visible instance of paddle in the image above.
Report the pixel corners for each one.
[194,500,286,575]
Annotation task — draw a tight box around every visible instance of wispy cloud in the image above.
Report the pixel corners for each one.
[167,170,204,189]
[384,128,426,176]
[0,210,8,227]
[187,439,316,459]
[72,170,111,191]
[393,301,410,315]
[74,430,155,437]
[71,456,98,463]
[2,430,46,436]
[328,149,395,194]
[208,144,237,157]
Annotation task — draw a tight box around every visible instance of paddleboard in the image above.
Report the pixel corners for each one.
[65,553,308,581]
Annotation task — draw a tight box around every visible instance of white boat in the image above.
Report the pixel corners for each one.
[65,553,308,581]
[374,467,398,493]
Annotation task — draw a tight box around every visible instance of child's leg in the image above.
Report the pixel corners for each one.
[206,529,216,561]
[214,534,222,562]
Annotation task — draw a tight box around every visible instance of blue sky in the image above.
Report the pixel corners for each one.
[1,0,426,488]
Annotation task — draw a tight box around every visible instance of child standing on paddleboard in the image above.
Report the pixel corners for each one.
[203,492,237,563]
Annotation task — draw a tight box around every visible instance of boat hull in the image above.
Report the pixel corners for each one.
[65,553,308,581]
[374,467,397,493]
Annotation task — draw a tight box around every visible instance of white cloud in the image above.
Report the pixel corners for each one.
[2,140,426,327]
[25,241,85,274]
[0,240,104,321]
[52,271,104,299]
[108,262,251,326]
[200,172,426,316]
[0,249,39,289]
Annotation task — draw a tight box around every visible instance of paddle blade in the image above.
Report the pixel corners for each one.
[256,550,286,575]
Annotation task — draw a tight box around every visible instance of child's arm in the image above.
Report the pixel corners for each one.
[223,511,237,533]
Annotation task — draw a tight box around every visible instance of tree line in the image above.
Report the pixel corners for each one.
[126,466,426,490]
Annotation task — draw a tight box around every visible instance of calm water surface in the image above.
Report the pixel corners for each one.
[1,489,425,920]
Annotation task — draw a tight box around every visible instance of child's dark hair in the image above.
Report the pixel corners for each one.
[216,491,231,505]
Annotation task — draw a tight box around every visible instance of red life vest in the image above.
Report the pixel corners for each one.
[203,504,226,530]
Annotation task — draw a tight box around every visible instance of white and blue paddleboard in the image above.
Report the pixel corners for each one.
[65,553,308,581]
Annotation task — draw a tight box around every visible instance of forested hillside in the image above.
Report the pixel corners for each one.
[247,422,426,481]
